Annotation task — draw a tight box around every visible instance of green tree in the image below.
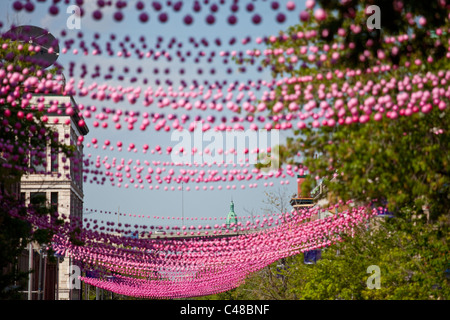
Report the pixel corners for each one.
[246,0,450,218]
[200,211,449,300]
[0,37,73,298]
[248,0,449,300]
[289,213,449,300]
[203,0,450,301]
[295,104,449,220]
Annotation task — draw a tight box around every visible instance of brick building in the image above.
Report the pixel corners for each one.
[20,93,88,299]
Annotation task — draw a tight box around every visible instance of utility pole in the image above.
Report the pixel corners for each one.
[43,248,47,300]
[96,286,100,300]
[56,256,59,300]
[28,243,33,300]
[38,247,43,300]
[181,182,184,227]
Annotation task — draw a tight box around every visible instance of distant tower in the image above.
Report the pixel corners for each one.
[226,200,238,229]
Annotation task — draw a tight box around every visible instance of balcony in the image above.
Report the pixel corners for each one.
[289,197,314,207]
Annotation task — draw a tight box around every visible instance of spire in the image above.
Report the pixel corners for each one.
[226,200,237,229]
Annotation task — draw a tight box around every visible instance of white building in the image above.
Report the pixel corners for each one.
[20,93,88,300]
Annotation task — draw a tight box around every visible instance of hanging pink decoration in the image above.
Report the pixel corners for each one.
[1,0,448,300]
[4,191,376,299]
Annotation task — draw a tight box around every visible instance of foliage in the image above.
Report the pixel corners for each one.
[220,1,450,300]
[294,212,449,300]
[261,0,448,77]
[250,0,450,219]
[0,37,72,298]
[292,105,449,220]
[0,193,32,299]
[200,212,449,300]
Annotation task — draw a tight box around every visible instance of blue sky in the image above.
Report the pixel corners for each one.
[1,1,308,228]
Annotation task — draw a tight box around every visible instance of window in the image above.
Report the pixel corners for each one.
[51,148,59,173]
[30,192,46,205]
[30,147,47,173]
[51,192,58,214]
[30,192,46,214]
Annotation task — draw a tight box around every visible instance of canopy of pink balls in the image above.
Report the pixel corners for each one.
[1,0,449,298]
[6,192,376,299]
[1,57,448,191]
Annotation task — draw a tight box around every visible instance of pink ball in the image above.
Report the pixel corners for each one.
[306,0,316,9]
[314,8,327,21]
[299,11,309,22]
[286,1,296,10]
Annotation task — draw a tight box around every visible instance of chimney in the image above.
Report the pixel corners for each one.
[297,174,307,197]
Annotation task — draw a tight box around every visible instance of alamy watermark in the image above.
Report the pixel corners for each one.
[66,5,81,30]
[67,264,81,289]
[366,265,381,289]
[170,122,280,175]
[366,5,381,30]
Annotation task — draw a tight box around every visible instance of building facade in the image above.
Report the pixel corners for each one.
[20,94,88,300]
[290,174,335,264]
